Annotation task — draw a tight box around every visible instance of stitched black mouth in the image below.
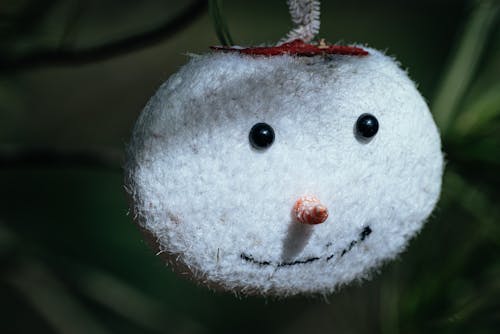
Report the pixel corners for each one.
[240,225,372,267]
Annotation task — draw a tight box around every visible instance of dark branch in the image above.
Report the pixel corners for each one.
[0,147,123,171]
[0,0,207,72]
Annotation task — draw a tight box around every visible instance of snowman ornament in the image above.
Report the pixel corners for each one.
[125,0,444,296]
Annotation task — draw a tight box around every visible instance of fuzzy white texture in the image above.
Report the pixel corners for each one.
[125,47,444,296]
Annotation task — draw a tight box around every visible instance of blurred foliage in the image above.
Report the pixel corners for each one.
[0,0,499,333]
[209,0,233,46]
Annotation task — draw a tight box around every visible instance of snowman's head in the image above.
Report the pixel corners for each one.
[125,47,443,296]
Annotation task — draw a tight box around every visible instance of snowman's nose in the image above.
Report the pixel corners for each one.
[293,195,329,225]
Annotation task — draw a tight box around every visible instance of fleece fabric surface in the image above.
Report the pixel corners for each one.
[125,47,444,296]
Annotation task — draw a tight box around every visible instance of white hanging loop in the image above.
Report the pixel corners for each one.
[280,0,321,44]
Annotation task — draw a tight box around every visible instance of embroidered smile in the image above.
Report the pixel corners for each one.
[240,226,372,268]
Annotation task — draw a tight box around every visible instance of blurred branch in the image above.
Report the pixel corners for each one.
[0,222,17,255]
[209,0,234,46]
[5,260,112,334]
[379,265,400,334]
[432,0,499,135]
[453,83,500,136]
[429,170,500,284]
[0,146,123,171]
[447,170,500,239]
[76,267,204,333]
[58,0,85,49]
[0,0,207,72]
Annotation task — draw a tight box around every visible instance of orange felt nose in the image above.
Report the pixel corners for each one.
[293,195,329,225]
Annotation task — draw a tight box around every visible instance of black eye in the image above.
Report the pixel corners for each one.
[249,123,275,149]
[355,113,379,140]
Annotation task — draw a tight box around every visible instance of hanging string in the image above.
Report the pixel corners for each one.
[281,0,321,43]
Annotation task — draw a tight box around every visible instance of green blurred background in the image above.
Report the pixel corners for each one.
[1,0,499,333]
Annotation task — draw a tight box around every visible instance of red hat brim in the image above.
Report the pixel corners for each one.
[211,39,368,57]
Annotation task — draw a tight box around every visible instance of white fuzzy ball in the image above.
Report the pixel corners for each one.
[125,47,444,296]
